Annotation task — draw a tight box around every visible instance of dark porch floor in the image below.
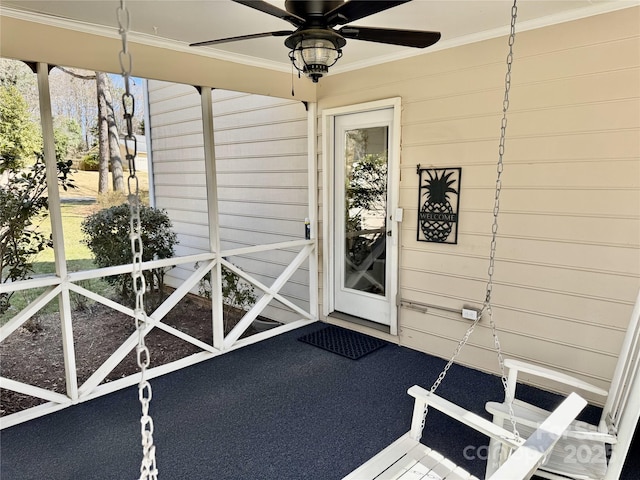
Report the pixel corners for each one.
[1,322,638,479]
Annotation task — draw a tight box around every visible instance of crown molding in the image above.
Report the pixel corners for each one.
[0,6,291,73]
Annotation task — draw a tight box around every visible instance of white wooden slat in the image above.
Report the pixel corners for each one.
[77,327,143,397]
[0,285,61,342]
[408,386,522,449]
[396,461,431,480]
[409,447,447,479]
[221,239,312,259]
[488,393,587,480]
[78,259,216,395]
[607,290,640,422]
[0,274,60,294]
[67,282,134,317]
[445,467,475,480]
[0,400,71,430]
[0,377,70,404]
[342,434,419,480]
[380,457,419,479]
[425,452,462,479]
[222,245,314,348]
[151,320,216,353]
[504,359,609,397]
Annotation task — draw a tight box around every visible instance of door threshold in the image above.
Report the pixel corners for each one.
[328,311,390,334]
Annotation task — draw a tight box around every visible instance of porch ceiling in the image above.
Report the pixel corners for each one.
[0,0,635,99]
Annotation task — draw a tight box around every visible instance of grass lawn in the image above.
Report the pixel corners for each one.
[63,170,148,199]
[1,168,148,324]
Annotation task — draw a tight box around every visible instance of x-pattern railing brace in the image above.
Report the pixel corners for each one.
[222,244,315,348]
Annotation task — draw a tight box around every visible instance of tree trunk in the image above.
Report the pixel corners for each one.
[102,78,124,192]
[96,72,109,194]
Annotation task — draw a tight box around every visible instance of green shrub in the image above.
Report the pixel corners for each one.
[79,152,99,171]
[81,203,178,310]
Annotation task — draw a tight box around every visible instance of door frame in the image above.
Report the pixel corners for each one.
[321,98,402,336]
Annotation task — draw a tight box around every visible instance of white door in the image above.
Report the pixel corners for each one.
[333,107,397,326]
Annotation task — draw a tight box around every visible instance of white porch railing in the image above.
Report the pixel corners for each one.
[1,240,316,428]
[1,65,319,429]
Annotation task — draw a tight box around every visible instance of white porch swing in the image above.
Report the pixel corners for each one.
[343,1,593,479]
[484,287,640,480]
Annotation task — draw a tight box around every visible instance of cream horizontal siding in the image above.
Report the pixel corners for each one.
[318,7,640,400]
[147,80,310,322]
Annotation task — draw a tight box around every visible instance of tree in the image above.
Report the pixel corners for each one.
[0,84,41,170]
[0,59,39,118]
[56,67,125,194]
[96,72,110,193]
[50,66,97,150]
[98,72,124,192]
[0,154,75,315]
[94,71,124,193]
[3,59,142,194]
[53,117,83,162]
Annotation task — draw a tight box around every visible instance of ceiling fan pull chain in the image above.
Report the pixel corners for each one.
[291,63,295,97]
[117,1,159,478]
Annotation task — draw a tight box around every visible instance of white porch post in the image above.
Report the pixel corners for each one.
[200,87,224,349]
[36,62,78,401]
[307,102,319,320]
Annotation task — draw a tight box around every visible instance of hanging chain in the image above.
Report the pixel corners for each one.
[484,0,520,440]
[422,0,520,440]
[117,2,158,478]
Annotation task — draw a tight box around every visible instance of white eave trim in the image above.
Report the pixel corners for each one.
[0,6,292,73]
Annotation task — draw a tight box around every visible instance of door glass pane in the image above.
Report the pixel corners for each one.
[343,126,388,296]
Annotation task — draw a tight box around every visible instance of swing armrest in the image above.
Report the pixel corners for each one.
[407,385,523,449]
[504,359,609,397]
[488,392,588,480]
[486,400,618,444]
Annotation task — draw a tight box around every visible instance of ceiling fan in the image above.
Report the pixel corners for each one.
[190,0,441,82]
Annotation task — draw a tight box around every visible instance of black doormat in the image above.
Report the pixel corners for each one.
[298,325,387,360]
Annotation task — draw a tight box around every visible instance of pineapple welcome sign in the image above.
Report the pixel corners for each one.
[417,166,461,244]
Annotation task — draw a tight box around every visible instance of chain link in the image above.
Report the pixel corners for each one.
[117,2,158,478]
[423,0,520,441]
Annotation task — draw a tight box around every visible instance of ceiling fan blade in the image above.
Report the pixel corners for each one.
[233,0,305,27]
[189,31,293,47]
[325,1,412,26]
[339,26,441,48]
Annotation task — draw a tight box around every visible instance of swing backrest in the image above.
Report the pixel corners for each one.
[601,290,640,435]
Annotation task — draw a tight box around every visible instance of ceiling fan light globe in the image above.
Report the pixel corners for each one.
[290,38,342,82]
